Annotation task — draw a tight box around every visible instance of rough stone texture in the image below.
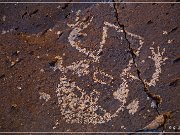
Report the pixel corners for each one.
[115,2,180,132]
[0,1,179,133]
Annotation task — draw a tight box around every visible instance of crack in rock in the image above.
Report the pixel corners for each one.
[112,2,162,114]
[112,2,173,131]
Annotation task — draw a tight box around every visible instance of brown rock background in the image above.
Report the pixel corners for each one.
[0,0,179,133]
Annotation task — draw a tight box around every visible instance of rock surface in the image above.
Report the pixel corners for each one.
[0,0,179,133]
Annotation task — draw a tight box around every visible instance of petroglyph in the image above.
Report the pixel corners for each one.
[125,30,144,56]
[39,92,51,102]
[113,78,129,113]
[1,2,179,133]
[53,56,90,77]
[56,76,112,124]
[75,10,81,21]
[97,26,108,56]
[67,15,124,62]
[113,60,133,104]
[112,59,137,115]
[120,59,139,80]
[56,12,168,125]
[126,99,139,115]
[104,21,123,33]
[93,69,114,85]
[67,11,98,61]
[145,46,168,87]
[66,60,90,77]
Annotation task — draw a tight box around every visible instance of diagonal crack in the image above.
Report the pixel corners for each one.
[112,2,162,115]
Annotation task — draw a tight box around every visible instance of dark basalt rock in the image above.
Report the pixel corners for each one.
[0,1,179,133]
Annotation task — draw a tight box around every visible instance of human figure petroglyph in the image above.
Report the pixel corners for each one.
[146,46,168,87]
[56,10,168,125]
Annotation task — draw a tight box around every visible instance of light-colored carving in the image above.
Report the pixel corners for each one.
[54,56,90,77]
[145,46,168,87]
[56,76,112,124]
[55,12,168,125]
[126,99,139,115]
[93,69,114,85]
[125,30,144,56]
[39,92,51,102]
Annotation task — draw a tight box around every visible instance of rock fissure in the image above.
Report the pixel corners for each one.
[112,2,162,115]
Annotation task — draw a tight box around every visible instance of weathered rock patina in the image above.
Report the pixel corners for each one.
[0,0,179,133]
